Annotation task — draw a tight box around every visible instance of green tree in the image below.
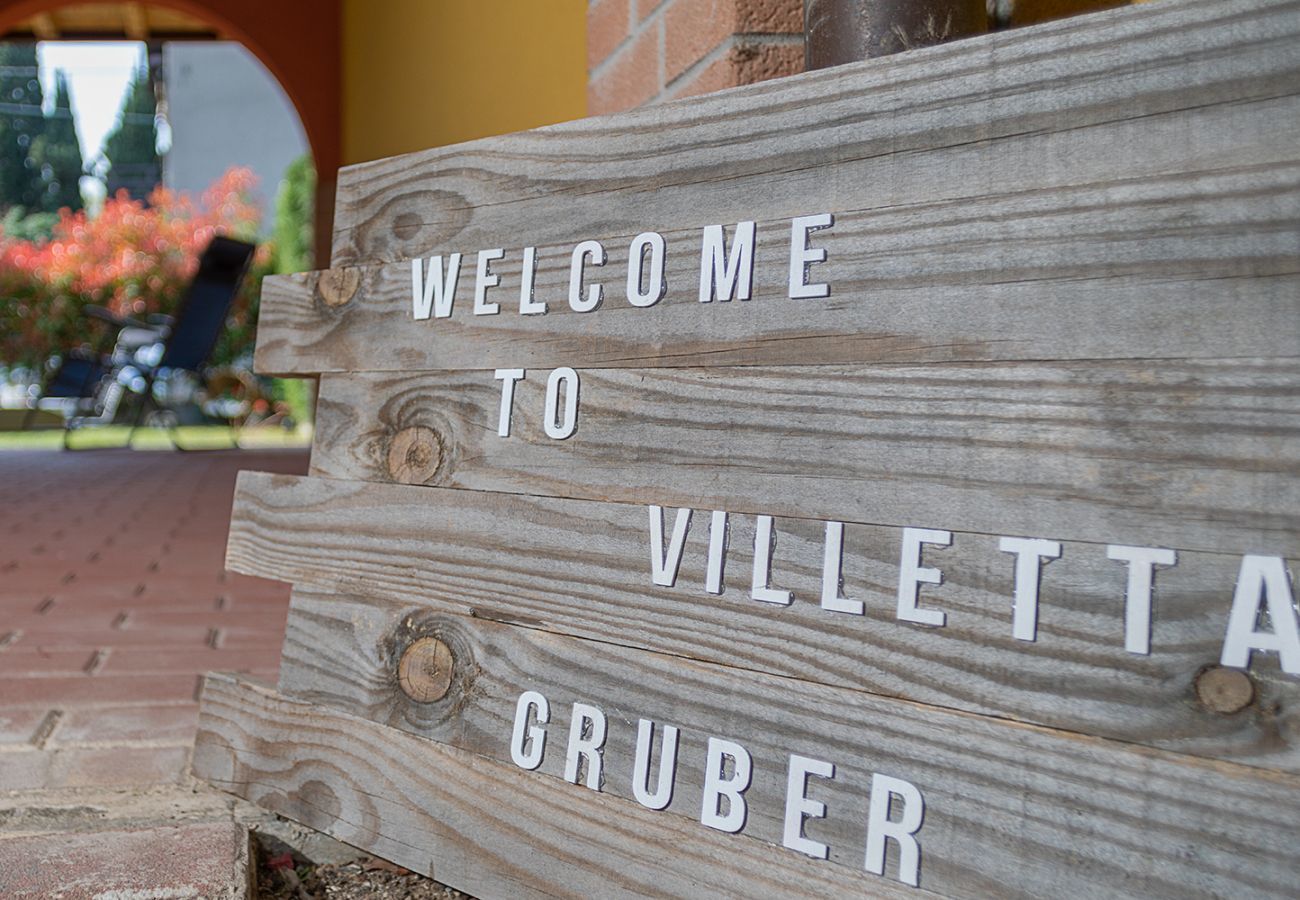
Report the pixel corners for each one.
[102,66,158,198]
[271,154,315,274]
[0,43,47,212]
[33,70,83,213]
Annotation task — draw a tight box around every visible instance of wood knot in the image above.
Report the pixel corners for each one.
[315,268,361,308]
[397,637,454,703]
[1194,666,1255,715]
[386,426,443,484]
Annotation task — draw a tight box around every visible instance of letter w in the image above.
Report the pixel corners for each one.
[411,254,463,319]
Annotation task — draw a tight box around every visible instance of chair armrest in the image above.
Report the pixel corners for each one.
[83,305,147,329]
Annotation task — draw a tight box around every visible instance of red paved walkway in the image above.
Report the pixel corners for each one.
[0,449,308,791]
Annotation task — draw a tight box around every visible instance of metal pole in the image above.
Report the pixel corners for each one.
[805,0,989,69]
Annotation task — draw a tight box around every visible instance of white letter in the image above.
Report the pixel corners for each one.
[632,719,679,810]
[706,510,728,594]
[564,702,607,790]
[649,506,692,587]
[864,773,924,887]
[1221,555,1300,675]
[494,368,525,437]
[783,754,834,859]
[411,254,462,319]
[510,690,549,770]
[788,213,833,299]
[897,528,951,627]
[700,737,751,833]
[752,515,792,605]
[543,367,579,439]
[473,248,504,315]
[1107,545,1177,655]
[822,521,863,615]
[699,221,755,303]
[569,240,605,312]
[627,232,667,308]
[519,245,547,315]
[999,537,1062,642]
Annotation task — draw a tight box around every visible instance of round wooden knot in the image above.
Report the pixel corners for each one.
[316,268,361,307]
[398,637,454,703]
[1194,666,1255,714]
[386,426,442,484]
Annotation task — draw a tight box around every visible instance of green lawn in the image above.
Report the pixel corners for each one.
[0,423,313,451]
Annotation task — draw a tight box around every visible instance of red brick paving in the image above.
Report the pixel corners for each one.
[0,449,307,792]
[0,820,251,899]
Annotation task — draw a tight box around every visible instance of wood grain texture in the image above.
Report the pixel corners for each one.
[326,0,1300,267]
[226,472,1300,771]
[310,359,1300,555]
[251,0,1300,375]
[247,594,1300,900]
[256,162,1300,374]
[194,673,928,900]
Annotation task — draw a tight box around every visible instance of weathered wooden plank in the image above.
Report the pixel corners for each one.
[327,0,1300,268]
[257,160,1300,373]
[193,673,927,900]
[265,591,1300,899]
[251,0,1300,375]
[310,359,1300,555]
[225,472,1300,771]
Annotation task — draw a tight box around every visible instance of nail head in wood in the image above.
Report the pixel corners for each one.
[316,268,361,308]
[1194,666,1255,715]
[397,637,454,703]
[386,426,442,484]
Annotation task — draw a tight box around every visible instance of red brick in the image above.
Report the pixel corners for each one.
[636,0,669,21]
[588,0,632,70]
[1,674,201,707]
[0,822,249,899]
[0,648,97,676]
[664,0,735,83]
[735,0,802,32]
[662,0,798,82]
[0,707,49,745]
[99,647,282,675]
[0,745,190,790]
[588,17,662,115]
[669,37,803,99]
[57,703,200,743]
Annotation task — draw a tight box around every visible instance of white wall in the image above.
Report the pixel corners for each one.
[161,42,309,232]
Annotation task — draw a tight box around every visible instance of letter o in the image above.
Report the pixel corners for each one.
[626,232,667,308]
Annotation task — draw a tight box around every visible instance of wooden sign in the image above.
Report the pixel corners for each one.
[194,0,1300,896]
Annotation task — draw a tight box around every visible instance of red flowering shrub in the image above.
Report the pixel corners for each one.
[0,167,272,372]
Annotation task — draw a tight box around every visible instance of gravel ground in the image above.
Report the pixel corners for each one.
[258,848,471,899]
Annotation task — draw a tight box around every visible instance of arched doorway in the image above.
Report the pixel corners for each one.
[0,0,340,263]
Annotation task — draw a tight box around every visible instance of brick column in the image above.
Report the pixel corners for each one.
[588,0,804,115]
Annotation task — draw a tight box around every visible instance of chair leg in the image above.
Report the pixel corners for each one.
[125,373,157,448]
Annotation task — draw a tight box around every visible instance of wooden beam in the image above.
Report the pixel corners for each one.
[308,359,1300,554]
[194,673,928,899]
[28,13,57,40]
[206,601,1300,899]
[122,3,149,42]
[225,472,1300,771]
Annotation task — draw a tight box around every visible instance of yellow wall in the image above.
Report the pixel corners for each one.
[342,0,587,165]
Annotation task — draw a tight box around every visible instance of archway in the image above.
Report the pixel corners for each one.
[0,0,340,263]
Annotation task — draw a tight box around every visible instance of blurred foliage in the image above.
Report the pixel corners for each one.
[102,66,159,198]
[0,166,267,371]
[0,46,84,215]
[1,205,58,242]
[39,71,84,213]
[272,154,314,275]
